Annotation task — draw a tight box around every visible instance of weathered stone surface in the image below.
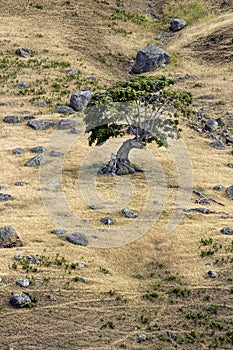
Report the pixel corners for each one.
[170,18,186,32]
[56,105,75,114]
[226,186,233,200]
[51,228,66,235]
[3,115,20,123]
[210,140,225,149]
[70,90,93,111]
[16,278,30,287]
[12,148,24,155]
[100,217,114,225]
[213,185,223,191]
[130,44,170,74]
[208,270,218,278]
[10,293,31,308]
[67,68,79,75]
[15,48,32,58]
[27,119,55,130]
[30,146,46,153]
[0,193,12,201]
[66,232,88,246]
[57,118,75,130]
[221,227,233,235]
[204,118,219,132]
[0,226,23,248]
[122,208,137,218]
[25,154,46,167]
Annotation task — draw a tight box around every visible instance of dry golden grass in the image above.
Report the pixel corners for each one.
[0,1,233,349]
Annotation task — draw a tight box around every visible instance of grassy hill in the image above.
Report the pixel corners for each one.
[0,1,233,349]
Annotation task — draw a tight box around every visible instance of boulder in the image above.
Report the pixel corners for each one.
[70,90,93,111]
[25,154,46,167]
[209,140,225,149]
[56,105,75,114]
[10,293,31,308]
[170,18,186,32]
[66,232,88,246]
[204,118,218,132]
[15,48,32,58]
[130,44,170,74]
[30,146,46,153]
[3,115,20,123]
[226,186,233,200]
[0,226,23,248]
[57,118,76,130]
[27,119,55,130]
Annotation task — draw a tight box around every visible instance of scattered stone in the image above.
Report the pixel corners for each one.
[66,232,88,246]
[130,44,170,74]
[228,163,233,168]
[204,118,219,132]
[70,90,93,111]
[67,68,79,75]
[189,208,213,214]
[56,105,75,114]
[27,119,55,130]
[0,193,12,201]
[15,181,26,186]
[77,262,85,268]
[0,102,9,106]
[48,294,57,301]
[3,115,20,124]
[167,331,177,340]
[122,208,137,218]
[49,150,64,157]
[100,217,114,225]
[37,100,47,107]
[226,135,233,144]
[153,200,161,205]
[136,333,147,342]
[15,48,32,58]
[51,228,66,235]
[12,148,24,155]
[220,227,233,235]
[57,118,75,130]
[15,82,27,89]
[16,278,30,287]
[213,185,223,191]
[30,146,46,153]
[77,277,86,283]
[70,127,79,134]
[226,186,233,200]
[26,255,40,264]
[10,293,31,308]
[89,204,98,210]
[170,18,186,32]
[208,270,218,278]
[25,154,46,167]
[24,115,35,120]
[209,140,225,149]
[48,180,61,187]
[0,226,23,248]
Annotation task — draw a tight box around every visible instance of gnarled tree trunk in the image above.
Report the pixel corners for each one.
[98,138,145,176]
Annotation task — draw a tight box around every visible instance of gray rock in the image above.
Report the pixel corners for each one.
[204,118,219,132]
[12,148,24,155]
[189,208,212,214]
[25,154,46,167]
[24,115,35,120]
[30,146,46,153]
[37,100,47,107]
[15,48,32,58]
[210,140,225,149]
[130,44,170,74]
[76,277,86,283]
[170,18,186,32]
[57,118,75,130]
[10,293,31,308]
[136,333,147,341]
[213,185,223,191]
[122,208,137,218]
[51,228,66,235]
[208,270,218,278]
[70,90,93,111]
[220,227,233,235]
[77,262,85,268]
[15,82,27,88]
[3,115,20,123]
[49,150,64,157]
[228,163,233,168]
[66,232,88,246]
[70,127,79,134]
[226,186,233,200]
[0,102,9,106]
[48,294,57,301]
[27,119,55,130]
[25,255,40,264]
[56,105,75,114]
[16,278,30,287]
[226,135,233,144]
[0,193,12,201]
[0,226,23,248]
[67,68,79,75]
[15,181,26,186]
[100,217,114,225]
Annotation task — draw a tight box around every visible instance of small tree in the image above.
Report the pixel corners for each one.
[84,75,192,175]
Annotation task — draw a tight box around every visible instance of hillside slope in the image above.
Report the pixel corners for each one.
[0,1,233,349]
